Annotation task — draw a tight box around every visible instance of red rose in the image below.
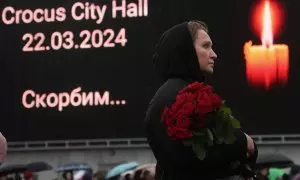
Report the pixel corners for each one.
[195,85,222,113]
[175,115,191,129]
[193,85,222,128]
[162,93,195,139]
[162,108,173,126]
[161,82,223,140]
[179,82,205,94]
[177,102,195,116]
[196,94,214,114]
[167,126,192,140]
[210,93,222,109]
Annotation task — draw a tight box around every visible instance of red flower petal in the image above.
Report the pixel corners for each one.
[161,82,224,140]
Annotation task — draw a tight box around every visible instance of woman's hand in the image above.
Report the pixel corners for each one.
[245,133,255,156]
[0,132,7,164]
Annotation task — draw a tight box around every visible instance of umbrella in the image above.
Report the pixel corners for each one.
[55,162,92,172]
[26,161,53,172]
[105,162,139,180]
[0,164,28,176]
[257,153,294,168]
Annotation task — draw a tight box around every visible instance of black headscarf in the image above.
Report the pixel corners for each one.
[152,22,204,82]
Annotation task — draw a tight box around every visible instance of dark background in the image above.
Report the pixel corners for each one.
[0,0,299,141]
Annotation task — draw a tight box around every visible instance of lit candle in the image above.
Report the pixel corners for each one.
[243,1,289,89]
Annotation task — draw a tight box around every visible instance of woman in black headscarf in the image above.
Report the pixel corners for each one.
[144,21,258,180]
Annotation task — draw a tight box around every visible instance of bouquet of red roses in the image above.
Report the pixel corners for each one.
[161,82,241,160]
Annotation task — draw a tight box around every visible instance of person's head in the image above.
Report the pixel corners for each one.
[67,172,73,180]
[63,171,73,180]
[121,164,155,180]
[119,170,134,180]
[92,170,106,180]
[260,168,269,176]
[153,20,217,83]
[187,21,217,74]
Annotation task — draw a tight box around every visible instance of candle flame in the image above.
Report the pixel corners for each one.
[262,1,273,47]
[245,0,289,90]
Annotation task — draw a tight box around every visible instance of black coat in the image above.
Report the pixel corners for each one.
[144,22,257,180]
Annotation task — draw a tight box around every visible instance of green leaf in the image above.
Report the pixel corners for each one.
[206,129,214,141]
[216,120,228,144]
[192,144,206,160]
[212,128,223,144]
[224,123,237,144]
[206,128,214,141]
[207,139,214,147]
[215,116,223,134]
[216,137,224,144]
[206,129,214,147]
[221,121,229,137]
[211,128,217,134]
[219,106,233,124]
[182,139,193,146]
[193,129,206,136]
[230,118,241,129]
[224,133,236,144]
[223,107,232,114]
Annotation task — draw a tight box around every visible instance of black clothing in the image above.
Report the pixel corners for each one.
[145,22,257,180]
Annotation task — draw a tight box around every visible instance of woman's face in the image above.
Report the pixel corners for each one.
[194,29,217,74]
